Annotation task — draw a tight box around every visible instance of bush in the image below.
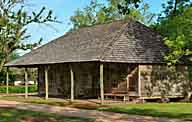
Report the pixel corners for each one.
[0,85,37,93]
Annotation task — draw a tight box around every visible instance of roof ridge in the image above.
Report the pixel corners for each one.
[99,20,129,60]
[71,19,128,30]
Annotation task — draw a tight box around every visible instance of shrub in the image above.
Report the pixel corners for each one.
[0,85,37,93]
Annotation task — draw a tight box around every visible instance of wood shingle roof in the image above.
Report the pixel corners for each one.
[5,19,168,67]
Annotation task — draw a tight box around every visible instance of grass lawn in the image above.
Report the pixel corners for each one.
[0,108,93,122]
[99,103,192,118]
[1,96,192,118]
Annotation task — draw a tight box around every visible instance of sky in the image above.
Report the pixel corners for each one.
[20,0,167,54]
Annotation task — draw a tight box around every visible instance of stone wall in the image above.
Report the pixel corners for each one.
[139,65,188,97]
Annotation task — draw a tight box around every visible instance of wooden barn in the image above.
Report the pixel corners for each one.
[5,20,188,103]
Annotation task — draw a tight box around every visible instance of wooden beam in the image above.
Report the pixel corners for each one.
[100,63,104,105]
[44,66,49,100]
[24,68,28,99]
[138,65,141,96]
[70,64,74,102]
[6,67,9,94]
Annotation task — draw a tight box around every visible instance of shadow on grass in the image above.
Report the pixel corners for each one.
[0,96,106,110]
[0,108,93,122]
[101,107,192,118]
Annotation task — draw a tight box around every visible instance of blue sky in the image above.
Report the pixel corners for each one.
[22,0,166,54]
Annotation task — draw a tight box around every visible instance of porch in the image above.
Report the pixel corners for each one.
[103,64,140,102]
[5,62,142,104]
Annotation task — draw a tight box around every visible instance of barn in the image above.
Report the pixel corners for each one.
[5,19,188,104]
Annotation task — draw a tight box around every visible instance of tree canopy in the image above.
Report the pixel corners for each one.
[0,0,57,71]
[70,0,155,30]
[155,0,192,64]
[154,0,192,100]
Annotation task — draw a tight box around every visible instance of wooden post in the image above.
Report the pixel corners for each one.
[126,78,129,102]
[6,67,9,94]
[44,66,49,100]
[138,65,141,96]
[100,63,104,105]
[24,68,28,99]
[70,64,74,102]
[126,70,129,102]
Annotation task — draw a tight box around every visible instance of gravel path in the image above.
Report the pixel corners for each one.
[0,100,184,122]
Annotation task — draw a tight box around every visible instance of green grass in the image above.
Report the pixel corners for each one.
[99,103,192,118]
[0,108,93,122]
[0,85,37,93]
[2,96,192,119]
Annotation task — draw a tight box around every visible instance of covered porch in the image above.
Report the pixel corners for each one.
[5,62,142,104]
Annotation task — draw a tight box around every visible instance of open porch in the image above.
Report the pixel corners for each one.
[5,62,142,104]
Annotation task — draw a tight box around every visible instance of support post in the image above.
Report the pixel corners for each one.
[6,67,9,94]
[44,66,49,100]
[70,64,74,102]
[138,65,141,96]
[24,68,28,99]
[100,63,104,105]
[126,69,130,102]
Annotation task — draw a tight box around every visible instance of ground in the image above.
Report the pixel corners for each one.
[0,96,102,109]
[1,96,192,119]
[0,97,190,122]
[0,108,92,122]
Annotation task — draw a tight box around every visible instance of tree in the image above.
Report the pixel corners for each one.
[70,0,154,30]
[0,0,57,71]
[159,0,191,18]
[163,7,192,101]
[155,0,192,64]
[154,0,192,101]
[0,51,20,84]
[116,0,141,15]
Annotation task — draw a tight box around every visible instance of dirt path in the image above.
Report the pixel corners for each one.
[0,100,182,122]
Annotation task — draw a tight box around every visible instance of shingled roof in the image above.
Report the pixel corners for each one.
[5,19,168,67]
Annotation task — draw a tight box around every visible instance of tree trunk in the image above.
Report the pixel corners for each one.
[0,58,6,72]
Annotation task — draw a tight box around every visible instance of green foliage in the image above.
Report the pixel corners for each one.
[164,36,187,64]
[188,65,192,80]
[0,0,57,71]
[159,0,191,18]
[0,70,16,84]
[0,52,19,83]
[70,0,155,30]
[0,85,37,93]
[156,6,192,64]
[154,1,192,101]
[117,0,141,15]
